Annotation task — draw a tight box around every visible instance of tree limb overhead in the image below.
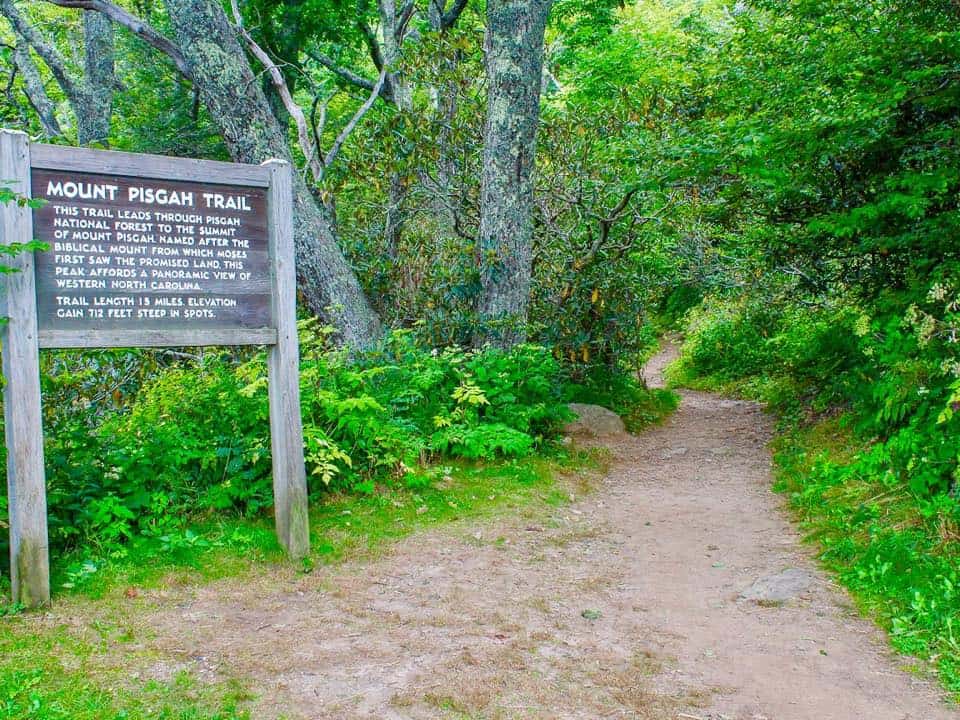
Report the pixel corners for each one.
[42,0,193,79]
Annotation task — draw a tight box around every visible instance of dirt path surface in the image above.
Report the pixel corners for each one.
[142,342,956,719]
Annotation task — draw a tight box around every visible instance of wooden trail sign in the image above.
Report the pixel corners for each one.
[0,130,309,606]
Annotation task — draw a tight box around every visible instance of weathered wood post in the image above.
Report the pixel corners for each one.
[263,159,309,558]
[0,129,50,606]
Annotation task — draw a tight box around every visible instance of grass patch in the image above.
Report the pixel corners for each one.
[773,418,960,699]
[0,369,671,719]
[0,620,254,719]
[39,449,605,600]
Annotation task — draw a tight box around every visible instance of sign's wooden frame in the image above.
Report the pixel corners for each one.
[0,130,309,606]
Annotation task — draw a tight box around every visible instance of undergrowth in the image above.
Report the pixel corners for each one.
[774,422,960,697]
[0,325,669,718]
[1,324,669,598]
[2,326,571,585]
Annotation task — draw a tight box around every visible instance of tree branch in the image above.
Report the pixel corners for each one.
[230,0,323,181]
[0,0,86,104]
[306,50,371,90]
[42,0,193,80]
[395,0,415,42]
[441,0,469,30]
[358,18,385,72]
[10,33,63,137]
[324,67,387,170]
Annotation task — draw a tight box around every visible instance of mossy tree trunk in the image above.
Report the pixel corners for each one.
[79,10,113,145]
[475,0,552,348]
[163,0,383,348]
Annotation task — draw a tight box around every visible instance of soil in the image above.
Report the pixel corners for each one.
[139,341,957,719]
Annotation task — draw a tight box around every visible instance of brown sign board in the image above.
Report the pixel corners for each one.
[0,133,309,607]
[32,169,272,334]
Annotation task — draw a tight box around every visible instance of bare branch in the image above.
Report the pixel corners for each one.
[324,67,387,170]
[310,94,328,159]
[230,0,323,181]
[307,91,336,178]
[2,58,28,129]
[395,0,415,41]
[305,49,377,91]
[42,0,193,79]
[358,19,385,72]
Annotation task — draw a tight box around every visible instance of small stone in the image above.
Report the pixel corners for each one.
[740,568,815,603]
[563,404,626,437]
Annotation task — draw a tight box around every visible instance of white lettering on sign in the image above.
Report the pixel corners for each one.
[202,193,253,211]
[41,179,256,215]
[127,187,195,206]
[47,181,119,201]
[33,169,270,332]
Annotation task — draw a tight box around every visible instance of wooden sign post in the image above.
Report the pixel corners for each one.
[0,130,309,606]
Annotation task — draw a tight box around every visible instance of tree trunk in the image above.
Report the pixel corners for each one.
[79,10,113,145]
[162,0,383,348]
[475,0,552,348]
[378,0,412,264]
[427,0,463,230]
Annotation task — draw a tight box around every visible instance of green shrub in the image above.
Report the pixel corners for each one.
[775,425,960,694]
[0,320,686,583]
[1,328,576,574]
[676,286,960,500]
[564,364,678,433]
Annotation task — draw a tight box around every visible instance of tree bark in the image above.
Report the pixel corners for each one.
[475,0,552,348]
[0,0,113,145]
[377,0,413,265]
[10,36,63,138]
[426,0,464,230]
[161,0,383,348]
[79,10,113,144]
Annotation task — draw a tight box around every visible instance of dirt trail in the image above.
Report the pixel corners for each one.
[142,342,955,719]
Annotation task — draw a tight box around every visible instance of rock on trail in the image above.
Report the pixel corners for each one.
[563,402,627,437]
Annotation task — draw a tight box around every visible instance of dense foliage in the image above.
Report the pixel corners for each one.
[0,0,672,591]
[653,0,960,693]
[1,327,584,580]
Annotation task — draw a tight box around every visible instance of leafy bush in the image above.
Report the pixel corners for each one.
[676,278,960,499]
[1,328,574,574]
